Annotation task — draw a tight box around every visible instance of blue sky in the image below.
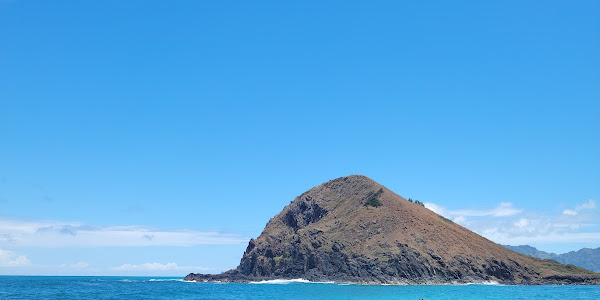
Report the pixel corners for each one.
[1,0,598,275]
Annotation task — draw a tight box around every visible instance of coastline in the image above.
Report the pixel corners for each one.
[184,273,600,285]
[186,278,504,286]
[2,276,600,300]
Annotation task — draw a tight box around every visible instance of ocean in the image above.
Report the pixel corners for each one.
[1,276,599,299]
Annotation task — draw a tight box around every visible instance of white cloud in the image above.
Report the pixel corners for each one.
[483,231,600,245]
[559,199,597,218]
[514,218,529,228]
[453,215,467,224]
[425,199,599,250]
[110,262,212,275]
[0,249,31,267]
[424,202,446,215]
[0,218,247,248]
[425,202,521,218]
[576,199,596,211]
[113,262,181,271]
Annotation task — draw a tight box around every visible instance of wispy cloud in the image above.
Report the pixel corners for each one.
[1,260,211,276]
[0,249,31,267]
[111,262,210,272]
[425,199,600,250]
[562,199,596,216]
[0,218,247,248]
[109,262,212,276]
[425,202,522,218]
[576,199,596,210]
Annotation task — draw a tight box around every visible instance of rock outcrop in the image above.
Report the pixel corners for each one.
[185,175,600,284]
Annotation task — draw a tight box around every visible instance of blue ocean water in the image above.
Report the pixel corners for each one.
[1,276,599,300]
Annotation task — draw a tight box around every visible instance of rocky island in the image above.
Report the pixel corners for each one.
[185,175,599,284]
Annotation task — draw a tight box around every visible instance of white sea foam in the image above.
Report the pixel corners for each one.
[250,278,312,284]
[149,279,184,282]
[479,280,502,286]
[250,278,337,284]
[463,280,502,286]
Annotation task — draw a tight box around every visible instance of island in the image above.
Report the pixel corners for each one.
[186,175,599,285]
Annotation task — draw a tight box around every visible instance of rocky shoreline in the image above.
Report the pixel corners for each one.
[184,273,600,285]
[184,270,600,285]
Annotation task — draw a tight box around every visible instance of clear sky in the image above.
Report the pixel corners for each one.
[1,0,598,276]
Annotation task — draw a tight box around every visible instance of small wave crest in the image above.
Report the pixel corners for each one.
[117,279,140,283]
[463,280,502,286]
[479,280,502,286]
[149,279,184,282]
[250,278,311,284]
[249,278,337,284]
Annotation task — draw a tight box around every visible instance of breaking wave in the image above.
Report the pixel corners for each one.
[149,279,184,282]
[249,278,335,284]
[250,278,311,284]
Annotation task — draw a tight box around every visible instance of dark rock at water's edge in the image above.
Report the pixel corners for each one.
[185,175,600,285]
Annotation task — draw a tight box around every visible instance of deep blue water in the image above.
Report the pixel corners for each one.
[1,276,600,300]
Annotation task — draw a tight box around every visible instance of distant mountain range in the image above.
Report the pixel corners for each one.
[504,245,600,273]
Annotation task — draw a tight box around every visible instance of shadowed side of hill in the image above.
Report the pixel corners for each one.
[185,175,600,284]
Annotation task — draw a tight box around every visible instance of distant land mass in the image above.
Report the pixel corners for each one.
[504,245,600,273]
[186,175,599,284]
